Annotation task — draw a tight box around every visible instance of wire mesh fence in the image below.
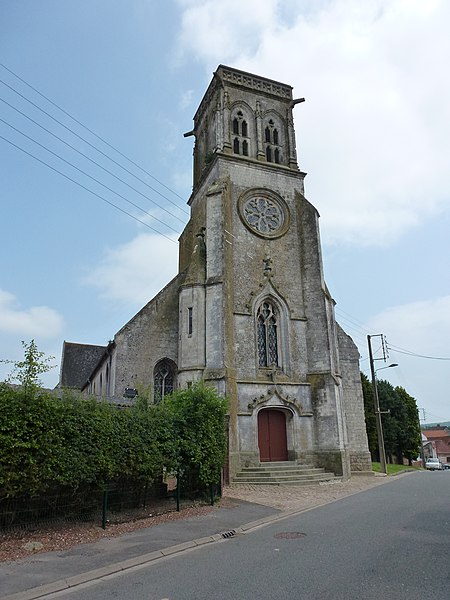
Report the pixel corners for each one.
[0,477,222,536]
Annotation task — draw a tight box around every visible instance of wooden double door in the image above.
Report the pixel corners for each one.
[258,409,288,462]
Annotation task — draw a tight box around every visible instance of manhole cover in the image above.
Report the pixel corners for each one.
[274,532,306,539]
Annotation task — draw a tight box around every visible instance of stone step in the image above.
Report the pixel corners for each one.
[240,466,325,474]
[234,471,329,480]
[231,462,339,485]
[234,472,334,481]
[234,473,328,483]
[231,478,339,486]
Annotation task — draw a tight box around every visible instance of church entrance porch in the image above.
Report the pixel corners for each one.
[257,408,288,462]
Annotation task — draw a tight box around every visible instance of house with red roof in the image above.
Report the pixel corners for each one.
[422,426,450,466]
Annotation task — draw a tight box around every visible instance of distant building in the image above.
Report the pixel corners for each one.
[422,426,450,465]
[59,65,371,480]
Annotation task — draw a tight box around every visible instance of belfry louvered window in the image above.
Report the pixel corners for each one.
[257,301,279,367]
[154,359,176,403]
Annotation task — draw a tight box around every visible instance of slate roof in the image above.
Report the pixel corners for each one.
[59,341,106,389]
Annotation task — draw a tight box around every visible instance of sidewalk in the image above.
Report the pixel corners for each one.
[1,474,402,600]
[1,498,280,600]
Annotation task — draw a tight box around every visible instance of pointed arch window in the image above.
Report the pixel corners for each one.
[265,119,283,164]
[257,301,279,367]
[232,109,251,156]
[154,359,177,403]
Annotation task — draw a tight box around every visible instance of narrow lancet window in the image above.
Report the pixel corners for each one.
[274,148,280,164]
[257,301,279,367]
[188,306,193,335]
[231,111,250,156]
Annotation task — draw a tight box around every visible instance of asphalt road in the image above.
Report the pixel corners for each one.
[47,472,450,600]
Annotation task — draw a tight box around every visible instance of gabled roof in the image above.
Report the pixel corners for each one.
[434,438,450,454]
[423,427,450,440]
[59,341,106,389]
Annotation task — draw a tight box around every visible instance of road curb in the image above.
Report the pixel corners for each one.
[3,474,411,600]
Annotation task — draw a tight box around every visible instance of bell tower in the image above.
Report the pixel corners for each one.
[179,66,371,480]
[185,65,304,188]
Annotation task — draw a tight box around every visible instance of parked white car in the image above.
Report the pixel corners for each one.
[425,458,442,470]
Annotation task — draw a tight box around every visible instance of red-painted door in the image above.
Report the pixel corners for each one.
[258,409,288,462]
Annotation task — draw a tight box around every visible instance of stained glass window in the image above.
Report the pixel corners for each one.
[257,301,279,367]
[154,359,176,403]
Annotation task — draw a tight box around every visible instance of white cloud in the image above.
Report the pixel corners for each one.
[366,296,450,356]
[0,289,64,337]
[84,233,179,306]
[363,295,450,422]
[180,89,195,110]
[175,0,450,246]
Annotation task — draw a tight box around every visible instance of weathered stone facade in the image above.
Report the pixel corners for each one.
[59,65,371,478]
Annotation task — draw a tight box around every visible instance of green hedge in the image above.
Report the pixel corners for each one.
[0,382,227,499]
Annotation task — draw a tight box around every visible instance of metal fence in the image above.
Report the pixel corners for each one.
[0,478,222,535]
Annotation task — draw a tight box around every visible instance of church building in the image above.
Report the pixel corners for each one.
[59,65,371,480]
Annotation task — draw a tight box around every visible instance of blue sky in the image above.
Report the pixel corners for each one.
[1,0,449,424]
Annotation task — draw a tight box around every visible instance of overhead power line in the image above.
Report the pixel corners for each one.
[0,72,190,217]
[0,116,182,235]
[387,344,450,361]
[0,133,178,244]
[0,62,187,204]
[0,95,186,225]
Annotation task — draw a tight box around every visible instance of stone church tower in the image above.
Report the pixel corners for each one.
[59,66,371,479]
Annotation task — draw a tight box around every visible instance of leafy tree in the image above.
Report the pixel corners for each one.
[377,379,401,462]
[361,373,421,464]
[394,386,421,464]
[361,373,377,458]
[1,339,55,397]
[162,382,228,487]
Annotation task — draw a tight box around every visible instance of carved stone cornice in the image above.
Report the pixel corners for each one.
[219,66,292,100]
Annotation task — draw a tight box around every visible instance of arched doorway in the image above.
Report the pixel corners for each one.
[258,409,288,462]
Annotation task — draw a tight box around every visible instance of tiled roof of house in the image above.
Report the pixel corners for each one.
[423,427,450,440]
[434,438,450,454]
[59,341,106,389]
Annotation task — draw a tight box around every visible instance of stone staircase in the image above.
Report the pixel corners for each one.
[231,461,339,486]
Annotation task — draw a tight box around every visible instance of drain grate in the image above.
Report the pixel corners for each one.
[274,532,306,539]
[221,529,237,539]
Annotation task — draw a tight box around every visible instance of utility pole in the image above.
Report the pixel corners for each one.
[367,334,388,474]
[418,407,426,468]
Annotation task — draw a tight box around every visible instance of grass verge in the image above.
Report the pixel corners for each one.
[372,462,422,475]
